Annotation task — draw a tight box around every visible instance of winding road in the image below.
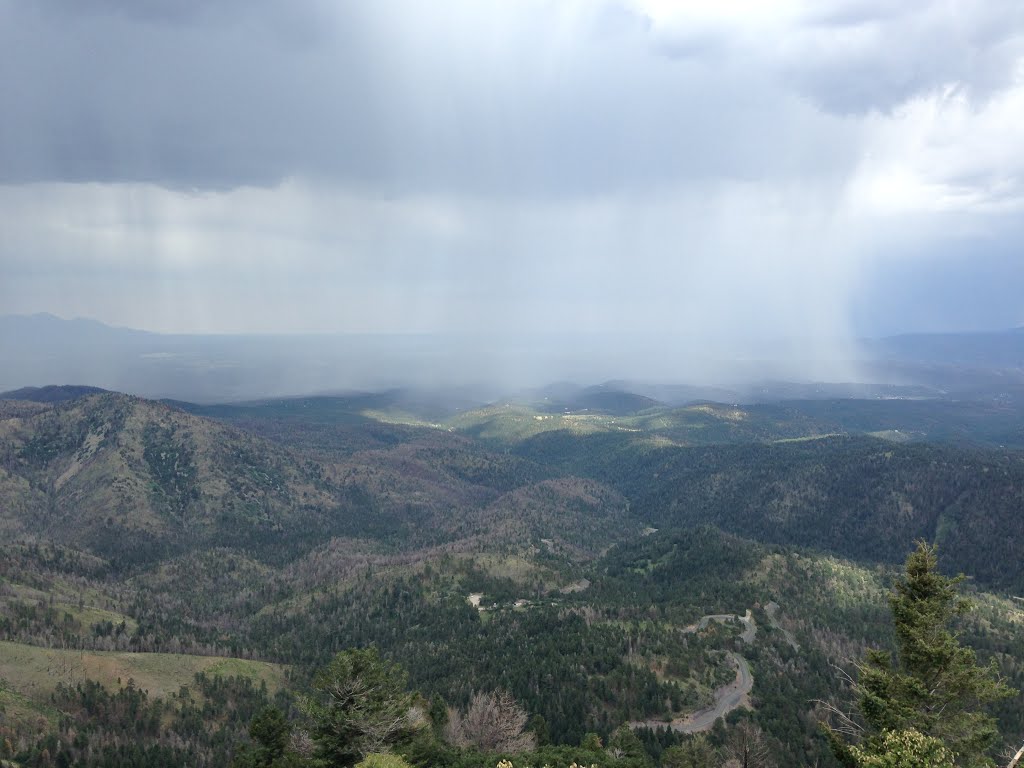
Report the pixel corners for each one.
[629,650,755,734]
[676,652,754,732]
[682,609,757,644]
[765,601,799,650]
[630,605,783,733]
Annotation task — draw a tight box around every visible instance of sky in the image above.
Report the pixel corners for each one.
[2,0,1023,349]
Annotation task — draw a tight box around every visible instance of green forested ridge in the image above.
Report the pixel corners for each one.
[515,434,1024,593]
[1,389,1023,767]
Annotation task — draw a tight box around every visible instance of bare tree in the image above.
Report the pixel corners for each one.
[723,720,773,768]
[445,690,536,753]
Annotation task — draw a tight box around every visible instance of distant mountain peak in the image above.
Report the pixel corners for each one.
[0,384,111,403]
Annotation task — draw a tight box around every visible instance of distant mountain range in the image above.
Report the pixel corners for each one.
[2,313,1023,402]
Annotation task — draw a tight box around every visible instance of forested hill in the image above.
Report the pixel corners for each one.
[3,388,1024,767]
[516,432,1024,593]
[5,390,1024,592]
[0,392,637,569]
[0,392,342,566]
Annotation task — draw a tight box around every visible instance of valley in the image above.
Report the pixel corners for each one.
[1,385,1023,767]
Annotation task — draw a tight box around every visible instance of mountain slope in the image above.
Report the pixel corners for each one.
[0,391,637,570]
[519,433,1024,593]
[0,392,343,565]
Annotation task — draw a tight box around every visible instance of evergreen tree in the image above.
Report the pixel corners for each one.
[607,724,651,766]
[660,735,718,768]
[829,542,1014,768]
[250,708,292,760]
[231,707,307,768]
[527,714,551,747]
[302,648,419,768]
[354,755,413,768]
[849,729,955,768]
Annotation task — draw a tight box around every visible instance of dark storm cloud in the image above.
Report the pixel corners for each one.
[0,0,862,193]
[0,0,1022,353]
[0,0,372,187]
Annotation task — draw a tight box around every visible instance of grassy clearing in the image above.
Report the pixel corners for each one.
[1,579,138,634]
[67,605,139,634]
[0,641,286,703]
[5,575,120,608]
[469,553,555,585]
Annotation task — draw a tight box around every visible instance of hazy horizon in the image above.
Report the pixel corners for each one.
[3,312,1024,404]
[10,310,1024,340]
[0,311,871,400]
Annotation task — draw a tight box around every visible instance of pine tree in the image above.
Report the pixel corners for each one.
[849,729,955,768]
[607,724,651,766]
[829,542,1014,768]
[661,735,719,768]
[301,648,419,768]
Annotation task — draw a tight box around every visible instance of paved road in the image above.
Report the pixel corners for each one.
[684,610,757,644]
[674,652,753,733]
[737,609,756,644]
[765,601,799,650]
[630,651,753,734]
[629,603,791,734]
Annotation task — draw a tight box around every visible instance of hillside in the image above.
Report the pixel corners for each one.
[0,392,636,569]
[3,387,1024,767]
[0,393,343,565]
[0,384,110,403]
[0,641,289,766]
[8,389,1023,589]
[515,432,1024,593]
[0,641,286,702]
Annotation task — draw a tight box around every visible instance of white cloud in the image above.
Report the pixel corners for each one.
[848,65,1024,215]
[634,0,1024,112]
